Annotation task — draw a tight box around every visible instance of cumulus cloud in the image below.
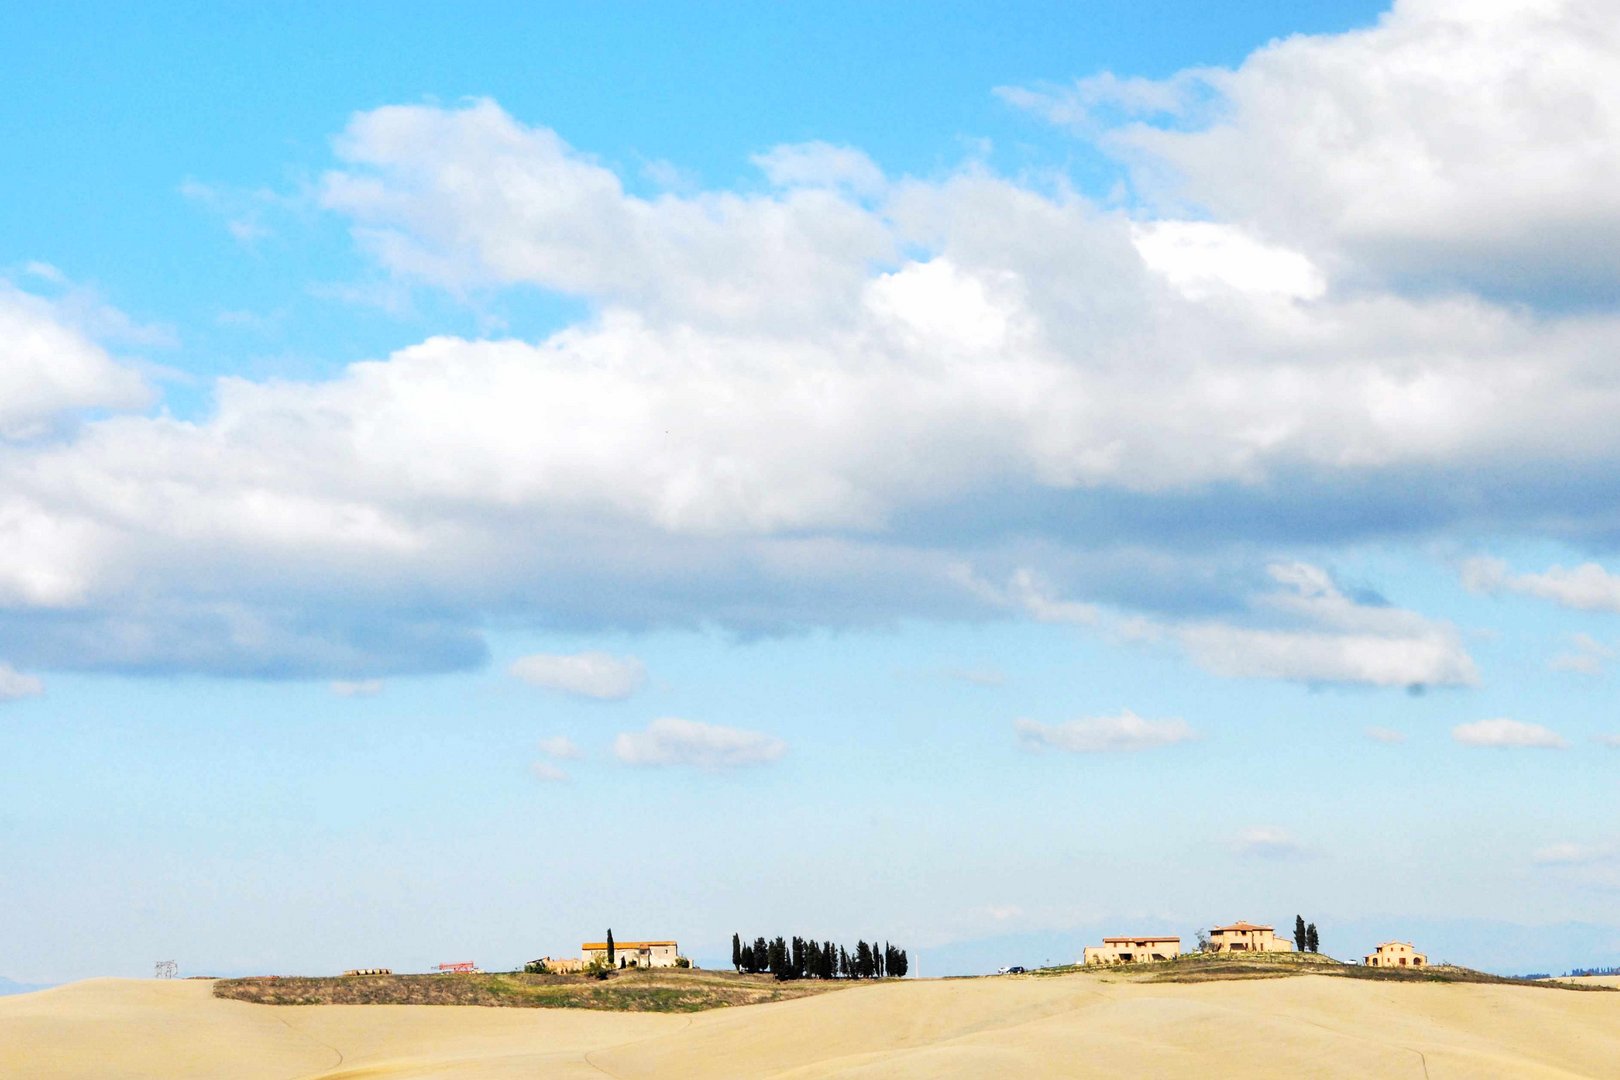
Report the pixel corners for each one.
[612,717,786,770]
[330,679,383,697]
[509,652,646,700]
[0,280,150,441]
[752,142,886,197]
[0,663,44,702]
[1231,827,1308,860]
[537,735,581,760]
[1141,562,1477,688]
[8,6,1620,680]
[1014,710,1196,753]
[1549,633,1614,676]
[1008,0,1620,304]
[1464,557,1620,614]
[1452,718,1568,749]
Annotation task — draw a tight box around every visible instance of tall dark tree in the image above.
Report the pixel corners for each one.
[1294,915,1307,952]
[1306,923,1319,954]
[855,940,873,979]
[732,933,742,973]
[606,929,615,968]
[740,944,756,973]
[839,946,850,978]
[754,937,769,975]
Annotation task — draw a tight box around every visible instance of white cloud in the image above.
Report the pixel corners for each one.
[1452,718,1568,749]
[1151,562,1477,688]
[9,54,1620,679]
[1594,734,1620,748]
[1365,726,1407,744]
[1549,633,1614,676]
[0,280,150,440]
[752,142,886,197]
[1042,0,1620,302]
[0,663,44,702]
[1130,221,1325,302]
[330,679,383,697]
[530,760,570,783]
[1231,826,1308,860]
[509,652,646,700]
[1533,841,1618,867]
[1014,710,1196,753]
[612,717,786,771]
[1464,557,1620,614]
[537,735,581,760]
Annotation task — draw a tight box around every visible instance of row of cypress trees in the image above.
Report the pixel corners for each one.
[731,933,909,980]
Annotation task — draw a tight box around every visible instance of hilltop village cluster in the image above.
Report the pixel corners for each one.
[1081,921,1428,970]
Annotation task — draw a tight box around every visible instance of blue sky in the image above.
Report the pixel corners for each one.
[4,0,1620,984]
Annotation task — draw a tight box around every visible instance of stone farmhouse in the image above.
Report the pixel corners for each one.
[582,939,681,968]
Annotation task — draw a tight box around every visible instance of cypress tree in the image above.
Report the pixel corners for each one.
[1294,915,1307,952]
[839,946,850,978]
[732,933,742,973]
[856,940,873,979]
[1306,923,1319,954]
[754,937,768,974]
[606,929,615,968]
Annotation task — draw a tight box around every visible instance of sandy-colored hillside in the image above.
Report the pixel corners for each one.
[5,971,1620,1079]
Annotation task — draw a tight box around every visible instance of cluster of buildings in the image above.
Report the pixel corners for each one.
[1080,921,1428,969]
[528,938,684,974]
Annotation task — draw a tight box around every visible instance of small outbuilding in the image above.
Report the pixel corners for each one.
[1365,941,1427,968]
[1083,936,1182,965]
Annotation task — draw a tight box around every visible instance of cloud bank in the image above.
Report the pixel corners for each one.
[3,2,1619,679]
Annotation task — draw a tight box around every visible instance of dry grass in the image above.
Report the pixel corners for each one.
[212,967,856,1012]
[1062,952,1616,991]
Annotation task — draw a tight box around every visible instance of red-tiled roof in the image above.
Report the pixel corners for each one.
[1211,922,1273,932]
[1101,937,1181,943]
[582,941,678,950]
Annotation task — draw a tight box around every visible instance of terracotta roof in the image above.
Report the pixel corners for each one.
[582,941,678,950]
[1211,922,1272,932]
[1101,937,1181,943]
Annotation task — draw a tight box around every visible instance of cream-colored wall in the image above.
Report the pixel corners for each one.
[1208,929,1293,953]
[1364,943,1426,968]
[1082,940,1181,965]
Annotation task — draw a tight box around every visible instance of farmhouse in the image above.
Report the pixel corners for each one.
[1206,922,1295,953]
[1365,941,1427,968]
[582,939,681,968]
[1083,936,1182,965]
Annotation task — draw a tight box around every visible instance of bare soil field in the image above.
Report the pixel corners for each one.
[6,965,1620,1078]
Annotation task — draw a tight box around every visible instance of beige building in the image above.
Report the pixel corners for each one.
[1083,936,1182,965]
[529,956,585,974]
[1365,941,1427,968]
[1207,922,1295,953]
[582,939,681,968]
